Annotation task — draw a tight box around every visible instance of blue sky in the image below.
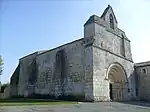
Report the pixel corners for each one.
[1,0,150,83]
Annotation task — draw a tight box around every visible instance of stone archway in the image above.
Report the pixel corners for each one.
[106,63,128,101]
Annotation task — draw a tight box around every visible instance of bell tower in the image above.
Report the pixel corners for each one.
[84,5,119,39]
[101,5,118,29]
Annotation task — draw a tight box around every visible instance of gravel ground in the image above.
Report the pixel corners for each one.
[0,102,150,112]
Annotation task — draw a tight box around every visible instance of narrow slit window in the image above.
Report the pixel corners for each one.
[109,14,114,29]
[120,34,125,57]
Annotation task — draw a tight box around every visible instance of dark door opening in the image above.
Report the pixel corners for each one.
[109,83,113,100]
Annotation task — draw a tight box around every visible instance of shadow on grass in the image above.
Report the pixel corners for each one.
[0,98,77,103]
[0,94,93,103]
[0,98,78,106]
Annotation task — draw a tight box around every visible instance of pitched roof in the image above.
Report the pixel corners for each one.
[134,61,150,67]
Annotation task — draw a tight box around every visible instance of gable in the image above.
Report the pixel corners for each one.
[101,5,118,23]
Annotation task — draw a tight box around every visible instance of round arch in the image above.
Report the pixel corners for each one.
[105,62,128,83]
[105,62,129,101]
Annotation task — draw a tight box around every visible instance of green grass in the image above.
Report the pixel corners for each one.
[0,99,78,106]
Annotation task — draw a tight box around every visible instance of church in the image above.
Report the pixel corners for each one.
[9,5,150,102]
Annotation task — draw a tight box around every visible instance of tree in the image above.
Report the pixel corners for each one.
[0,55,3,76]
[0,83,9,93]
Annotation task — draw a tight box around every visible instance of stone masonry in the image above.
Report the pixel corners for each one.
[9,5,147,101]
[134,61,150,101]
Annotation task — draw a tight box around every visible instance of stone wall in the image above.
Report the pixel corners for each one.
[83,45,94,101]
[134,62,150,101]
[93,47,134,101]
[18,52,38,97]
[10,63,20,97]
[34,39,85,98]
[92,26,134,101]
[84,11,135,101]
[12,38,95,101]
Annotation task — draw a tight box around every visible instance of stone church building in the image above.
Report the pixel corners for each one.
[9,5,150,101]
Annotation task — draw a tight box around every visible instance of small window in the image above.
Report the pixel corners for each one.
[142,69,146,74]
[128,88,130,92]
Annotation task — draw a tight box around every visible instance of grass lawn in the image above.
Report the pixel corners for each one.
[0,99,78,106]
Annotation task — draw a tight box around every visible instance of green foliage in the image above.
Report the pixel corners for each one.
[0,55,3,76]
[1,83,9,93]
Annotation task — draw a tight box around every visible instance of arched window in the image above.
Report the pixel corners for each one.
[109,14,114,29]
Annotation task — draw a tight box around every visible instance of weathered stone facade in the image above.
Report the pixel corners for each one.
[134,62,150,101]
[10,5,138,101]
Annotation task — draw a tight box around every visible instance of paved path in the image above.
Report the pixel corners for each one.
[0,102,150,112]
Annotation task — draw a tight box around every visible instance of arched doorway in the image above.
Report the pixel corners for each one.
[106,63,128,101]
